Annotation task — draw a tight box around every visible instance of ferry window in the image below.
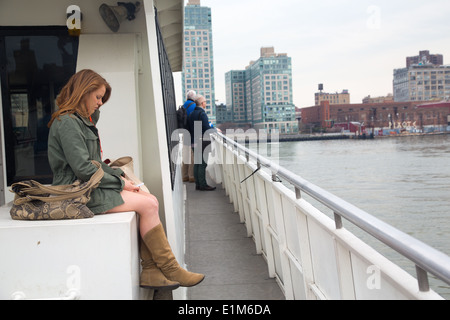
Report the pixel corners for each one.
[0,27,79,185]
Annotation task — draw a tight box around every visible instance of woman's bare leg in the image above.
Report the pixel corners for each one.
[105,189,160,237]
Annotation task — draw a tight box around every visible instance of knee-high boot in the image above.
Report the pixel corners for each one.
[142,223,205,287]
[140,237,180,290]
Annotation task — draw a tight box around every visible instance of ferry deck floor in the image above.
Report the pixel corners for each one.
[183,181,285,300]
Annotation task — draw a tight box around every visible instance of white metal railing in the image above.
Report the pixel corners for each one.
[211,132,449,300]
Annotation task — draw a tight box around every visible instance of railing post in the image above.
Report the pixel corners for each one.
[416,265,430,292]
[334,212,343,229]
[295,187,301,200]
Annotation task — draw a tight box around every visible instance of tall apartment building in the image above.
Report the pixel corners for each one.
[394,50,450,102]
[225,70,247,124]
[225,47,297,133]
[182,0,216,123]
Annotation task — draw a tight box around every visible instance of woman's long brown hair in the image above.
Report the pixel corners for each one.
[48,69,111,127]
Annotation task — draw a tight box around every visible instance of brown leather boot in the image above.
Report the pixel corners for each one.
[142,224,205,287]
[139,237,180,290]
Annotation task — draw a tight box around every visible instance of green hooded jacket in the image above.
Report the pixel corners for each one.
[47,110,125,214]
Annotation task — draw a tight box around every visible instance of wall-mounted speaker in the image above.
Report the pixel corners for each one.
[99,2,141,33]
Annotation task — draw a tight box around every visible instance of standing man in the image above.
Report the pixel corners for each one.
[187,95,217,191]
[182,90,197,182]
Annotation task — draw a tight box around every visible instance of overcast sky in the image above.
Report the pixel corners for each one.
[175,0,450,108]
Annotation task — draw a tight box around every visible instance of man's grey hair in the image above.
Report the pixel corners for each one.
[187,90,197,100]
[195,95,206,106]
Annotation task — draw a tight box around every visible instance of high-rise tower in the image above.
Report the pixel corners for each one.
[225,47,297,133]
[183,0,216,123]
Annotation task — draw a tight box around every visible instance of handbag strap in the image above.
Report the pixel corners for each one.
[12,160,104,204]
[37,161,104,195]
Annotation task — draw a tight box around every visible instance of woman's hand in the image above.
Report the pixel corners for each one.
[122,177,140,192]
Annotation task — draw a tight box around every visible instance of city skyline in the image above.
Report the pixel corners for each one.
[175,0,450,109]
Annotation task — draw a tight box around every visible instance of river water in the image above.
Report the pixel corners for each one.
[267,133,450,298]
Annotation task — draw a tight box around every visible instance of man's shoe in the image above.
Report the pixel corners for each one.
[199,185,216,191]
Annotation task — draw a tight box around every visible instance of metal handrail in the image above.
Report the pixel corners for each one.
[215,132,450,290]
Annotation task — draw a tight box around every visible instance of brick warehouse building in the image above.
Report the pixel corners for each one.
[301,101,450,134]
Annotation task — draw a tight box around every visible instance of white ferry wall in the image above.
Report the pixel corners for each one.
[0,0,186,299]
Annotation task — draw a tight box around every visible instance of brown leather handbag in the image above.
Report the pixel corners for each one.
[9,160,104,220]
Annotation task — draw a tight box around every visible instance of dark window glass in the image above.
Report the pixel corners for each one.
[0,27,78,185]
